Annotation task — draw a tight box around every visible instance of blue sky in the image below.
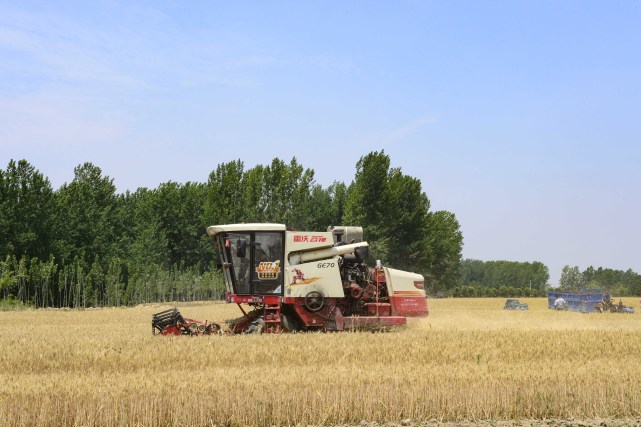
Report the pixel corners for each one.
[1,1,640,285]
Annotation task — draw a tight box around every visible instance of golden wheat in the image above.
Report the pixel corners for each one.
[1,298,641,426]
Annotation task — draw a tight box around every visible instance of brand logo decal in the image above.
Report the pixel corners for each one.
[293,235,327,243]
[256,260,281,280]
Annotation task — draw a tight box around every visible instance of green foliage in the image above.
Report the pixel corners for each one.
[0,296,32,311]
[344,151,392,230]
[204,160,245,225]
[343,151,463,291]
[556,264,641,296]
[457,259,549,296]
[5,155,641,305]
[53,163,118,266]
[385,170,430,271]
[204,157,316,229]
[425,211,463,291]
[559,265,584,290]
[126,188,169,268]
[0,256,15,297]
[579,266,641,296]
[154,182,209,268]
[0,153,463,307]
[0,160,54,260]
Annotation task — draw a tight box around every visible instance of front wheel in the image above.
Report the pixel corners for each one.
[304,291,325,312]
[244,317,265,334]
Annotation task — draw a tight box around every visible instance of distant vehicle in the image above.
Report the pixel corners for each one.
[547,289,634,313]
[504,299,528,310]
[594,296,635,314]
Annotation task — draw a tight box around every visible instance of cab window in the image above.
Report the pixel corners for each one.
[252,232,283,294]
[227,233,251,294]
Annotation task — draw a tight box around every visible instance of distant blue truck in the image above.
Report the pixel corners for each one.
[547,289,606,313]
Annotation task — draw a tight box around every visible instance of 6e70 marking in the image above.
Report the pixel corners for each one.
[317,262,335,269]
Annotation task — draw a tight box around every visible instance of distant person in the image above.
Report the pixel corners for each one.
[554,295,567,310]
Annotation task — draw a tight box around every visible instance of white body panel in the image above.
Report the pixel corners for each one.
[285,231,334,255]
[384,267,426,297]
[285,257,345,298]
[207,223,285,237]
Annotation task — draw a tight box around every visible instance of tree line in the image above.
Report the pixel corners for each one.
[0,151,464,308]
[454,259,550,297]
[454,260,641,298]
[558,265,641,297]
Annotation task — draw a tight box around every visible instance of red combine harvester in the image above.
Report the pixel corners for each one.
[153,224,428,334]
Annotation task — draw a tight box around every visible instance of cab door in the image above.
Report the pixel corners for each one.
[251,231,284,295]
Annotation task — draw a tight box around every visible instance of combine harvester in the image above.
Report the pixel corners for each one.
[153,224,428,335]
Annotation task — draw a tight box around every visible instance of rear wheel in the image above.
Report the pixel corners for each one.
[280,314,301,332]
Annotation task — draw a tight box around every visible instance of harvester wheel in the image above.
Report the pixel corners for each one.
[281,314,301,332]
[245,318,265,334]
[206,323,222,335]
[304,291,325,312]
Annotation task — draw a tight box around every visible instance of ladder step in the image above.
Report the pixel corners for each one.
[264,301,281,324]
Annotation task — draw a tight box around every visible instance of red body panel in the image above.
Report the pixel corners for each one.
[389,295,429,317]
[226,293,265,304]
[366,302,391,316]
[262,295,280,304]
[292,298,340,331]
[160,325,182,336]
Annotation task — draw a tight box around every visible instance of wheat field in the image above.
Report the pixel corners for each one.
[1,297,641,426]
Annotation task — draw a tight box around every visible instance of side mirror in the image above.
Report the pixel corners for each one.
[236,238,247,258]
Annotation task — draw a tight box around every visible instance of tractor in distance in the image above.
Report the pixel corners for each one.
[153,224,428,334]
